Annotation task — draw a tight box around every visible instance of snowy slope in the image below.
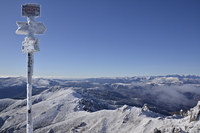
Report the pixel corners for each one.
[0,87,200,133]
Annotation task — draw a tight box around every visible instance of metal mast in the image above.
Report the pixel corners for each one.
[16,3,46,133]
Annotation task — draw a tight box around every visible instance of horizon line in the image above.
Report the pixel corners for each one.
[1,74,200,79]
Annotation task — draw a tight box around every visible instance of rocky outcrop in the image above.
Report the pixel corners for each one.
[189,101,200,122]
[179,101,200,122]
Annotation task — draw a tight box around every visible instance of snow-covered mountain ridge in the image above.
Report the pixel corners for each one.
[1,75,200,113]
[0,87,200,133]
[0,75,200,132]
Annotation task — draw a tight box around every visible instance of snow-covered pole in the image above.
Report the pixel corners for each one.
[26,16,35,133]
[16,3,46,133]
[27,52,33,133]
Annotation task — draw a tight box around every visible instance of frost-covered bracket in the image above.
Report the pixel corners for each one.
[22,37,40,53]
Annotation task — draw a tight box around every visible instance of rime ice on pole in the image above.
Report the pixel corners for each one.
[16,3,46,133]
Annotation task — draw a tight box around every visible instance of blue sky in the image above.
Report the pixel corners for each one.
[0,0,200,78]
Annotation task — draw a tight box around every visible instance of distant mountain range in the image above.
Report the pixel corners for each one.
[1,75,200,112]
[0,75,200,132]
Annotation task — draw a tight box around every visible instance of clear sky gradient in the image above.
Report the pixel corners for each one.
[0,0,200,78]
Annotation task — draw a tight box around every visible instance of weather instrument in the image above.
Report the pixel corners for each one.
[16,3,46,133]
